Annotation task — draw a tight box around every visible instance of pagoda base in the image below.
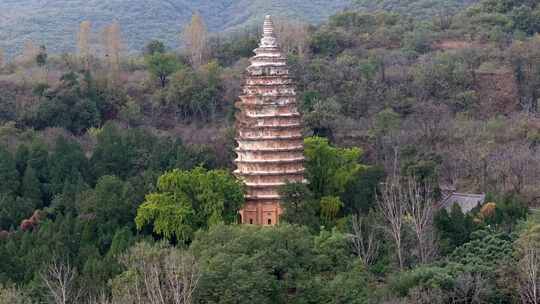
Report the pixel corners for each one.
[239,201,282,226]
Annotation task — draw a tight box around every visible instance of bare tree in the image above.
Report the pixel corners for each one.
[102,20,122,84]
[405,176,437,264]
[164,250,201,304]
[40,261,82,304]
[274,19,309,58]
[516,224,540,304]
[0,284,33,304]
[519,245,539,304]
[113,242,200,304]
[85,292,112,304]
[498,144,539,195]
[407,287,445,304]
[22,40,39,64]
[380,298,408,304]
[509,37,540,113]
[0,48,4,68]
[348,214,380,266]
[433,8,455,31]
[182,13,208,68]
[78,21,92,70]
[377,176,406,270]
[449,273,490,304]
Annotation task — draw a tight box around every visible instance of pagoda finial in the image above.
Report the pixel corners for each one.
[260,15,278,47]
[263,15,275,38]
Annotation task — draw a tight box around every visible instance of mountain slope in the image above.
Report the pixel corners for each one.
[354,0,478,18]
[0,0,353,56]
[0,0,476,57]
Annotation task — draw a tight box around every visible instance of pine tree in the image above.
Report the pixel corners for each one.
[36,45,48,83]
[36,45,47,67]
[51,171,88,214]
[27,140,49,183]
[0,147,20,195]
[49,136,88,195]
[21,166,42,206]
[15,144,30,176]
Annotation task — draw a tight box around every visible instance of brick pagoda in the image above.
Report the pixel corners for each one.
[234,15,305,225]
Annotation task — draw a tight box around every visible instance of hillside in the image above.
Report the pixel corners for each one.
[0,0,478,57]
[1,0,540,302]
[0,0,352,56]
[353,0,478,18]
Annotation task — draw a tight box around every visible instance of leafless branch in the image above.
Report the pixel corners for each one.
[377,176,405,270]
[348,214,380,267]
[405,176,437,264]
[519,242,540,304]
[40,260,82,304]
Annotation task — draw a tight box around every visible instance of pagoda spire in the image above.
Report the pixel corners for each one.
[260,15,278,48]
[234,15,305,226]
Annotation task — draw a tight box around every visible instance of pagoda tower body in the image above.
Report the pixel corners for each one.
[235,15,305,225]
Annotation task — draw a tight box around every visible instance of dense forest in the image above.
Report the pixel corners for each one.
[1,0,540,303]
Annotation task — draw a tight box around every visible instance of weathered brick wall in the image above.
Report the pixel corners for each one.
[234,16,305,225]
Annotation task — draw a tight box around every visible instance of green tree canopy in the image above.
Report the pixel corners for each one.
[341,165,385,215]
[34,72,101,134]
[135,167,244,242]
[48,136,88,194]
[21,166,41,206]
[434,204,476,254]
[304,136,365,199]
[190,224,370,304]
[0,147,19,195]
[143,40,166,56]
[278,181,319,229]
[146,52,181,88]
[80,175,137,250]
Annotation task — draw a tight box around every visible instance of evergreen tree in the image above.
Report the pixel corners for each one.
[14,144,29,176]
[0,195,34,230]
[146,52,181,87]
[143,40,166,55]
[77,175,136,250]
[21,166,42,206]
[90,123,130,179]
[35,45,47,67]
[279,181,319,229]
[27,140,49,183]
[434,204,476,254]
[341,165,385,215]
[304,136,364,199]
[51,171,88,215]
[48,136,88,194]
[34,72,101,134]
[0,147,20,195]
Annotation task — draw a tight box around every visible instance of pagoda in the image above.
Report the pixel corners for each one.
[234,15,305,225]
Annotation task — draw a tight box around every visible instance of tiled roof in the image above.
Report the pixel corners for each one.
[440,193,486,213]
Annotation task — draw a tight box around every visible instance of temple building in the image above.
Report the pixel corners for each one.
[234,15,305,225]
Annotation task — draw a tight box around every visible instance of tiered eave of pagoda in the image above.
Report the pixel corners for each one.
[234,15,305,226]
